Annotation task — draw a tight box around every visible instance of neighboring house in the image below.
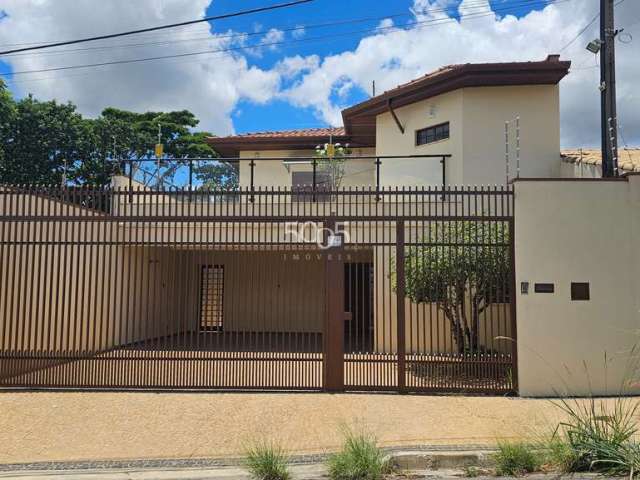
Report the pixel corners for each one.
[208,55,570,188]
[561,148,640,178]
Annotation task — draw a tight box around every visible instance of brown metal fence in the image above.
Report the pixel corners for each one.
[0,185,515,393]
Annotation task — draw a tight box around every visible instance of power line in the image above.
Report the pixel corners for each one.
[0,0,532,49]
[1,0,568,78]
[558,0,628,52]
[1,0,546,59]
[0,0,313,56]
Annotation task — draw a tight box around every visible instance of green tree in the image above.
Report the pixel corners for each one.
[1,94,92,185]
[402,221,511,354]
[0,86,233,188]
[314,142,350,190]
[193,160,239,189]
[88,108,227,188]
[0,80,16,172]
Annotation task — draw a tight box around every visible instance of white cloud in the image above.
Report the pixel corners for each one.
[292,25,306,39]
[0,0,280,135]
[278,0,640,147]
[274,54,320,79]
[263,28,285,50]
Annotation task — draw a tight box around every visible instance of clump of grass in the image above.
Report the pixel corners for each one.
[493,441,541,476]
[541,436,580,473]
[547,395,640,476]
[244,440,291,480]
[327,429,391,480]
[462,465,480,477]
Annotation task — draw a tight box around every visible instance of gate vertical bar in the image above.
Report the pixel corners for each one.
[396,220,406,392]
[323,217,344,392]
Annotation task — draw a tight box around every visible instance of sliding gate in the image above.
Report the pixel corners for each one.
[0,186,516,393]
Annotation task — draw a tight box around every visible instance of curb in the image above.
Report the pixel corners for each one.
[390,450,495,470]
[0,445,496,473]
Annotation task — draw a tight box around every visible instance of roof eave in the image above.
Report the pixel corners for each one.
[206,133,355,158]
[342,60,571,136]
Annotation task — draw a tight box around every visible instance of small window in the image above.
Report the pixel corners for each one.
[200,265,224,331]
[416,122,450,146]
[291,171,331,201]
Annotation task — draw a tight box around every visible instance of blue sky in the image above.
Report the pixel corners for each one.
[0,0,551,134]
[203,0,546,133]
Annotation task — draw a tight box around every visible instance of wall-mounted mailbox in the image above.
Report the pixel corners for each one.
[534,283,555,293]
[571,282,590,301]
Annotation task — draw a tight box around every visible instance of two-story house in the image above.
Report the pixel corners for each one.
[208,55,570,189]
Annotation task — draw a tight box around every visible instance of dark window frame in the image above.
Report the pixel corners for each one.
[291,170,331,201]
[416,122,450,146]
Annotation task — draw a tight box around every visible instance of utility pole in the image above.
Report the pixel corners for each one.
[600,0,619,177]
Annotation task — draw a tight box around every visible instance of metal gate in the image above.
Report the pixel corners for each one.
[0,185,515,393]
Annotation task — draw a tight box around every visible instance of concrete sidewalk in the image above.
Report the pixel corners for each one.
[0,391,597,465]
[0,464,326,480]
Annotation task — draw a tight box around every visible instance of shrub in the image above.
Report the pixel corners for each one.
[493,441,541,476]
[327,429,391,480]
[549,396,640,476]
[244,440,291,480]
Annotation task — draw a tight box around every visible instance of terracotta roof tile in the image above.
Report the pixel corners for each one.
[561,148,640,173]
[215,127,346,141]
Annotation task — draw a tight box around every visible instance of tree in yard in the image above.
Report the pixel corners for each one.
[314,142,350,190]
[0,80,15,173]
[0,85,232,188]
[86,108,219,187]
[1,94,93,185]
[402,221,511,354]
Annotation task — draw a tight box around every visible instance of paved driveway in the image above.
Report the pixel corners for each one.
[0,391,589,465]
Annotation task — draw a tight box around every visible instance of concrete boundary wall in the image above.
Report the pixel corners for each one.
[514,176,640,397]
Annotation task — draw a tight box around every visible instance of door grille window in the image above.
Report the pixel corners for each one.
[200,265,224,331]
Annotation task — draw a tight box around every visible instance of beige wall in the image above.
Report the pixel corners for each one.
[461,85,561,183]
[238,148,376,189]
[179,249,327,333]
[376,90,463,187]
[515,176,640,397]
[560,160,603,179]
[375,85,561,187]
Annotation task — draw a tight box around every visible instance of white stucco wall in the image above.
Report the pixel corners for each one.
[375,85,561,187]
[375,90,463,187]
[462,85,561,183]
[514,176,640,397]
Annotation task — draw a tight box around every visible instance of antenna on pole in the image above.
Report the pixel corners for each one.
[155,123,163,189]
[62,158,68,188]
[515,116,521,179]
[372,80,376,97]
[505,121,510,184]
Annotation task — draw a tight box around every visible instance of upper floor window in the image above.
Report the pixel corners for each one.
[416,122,450,146]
